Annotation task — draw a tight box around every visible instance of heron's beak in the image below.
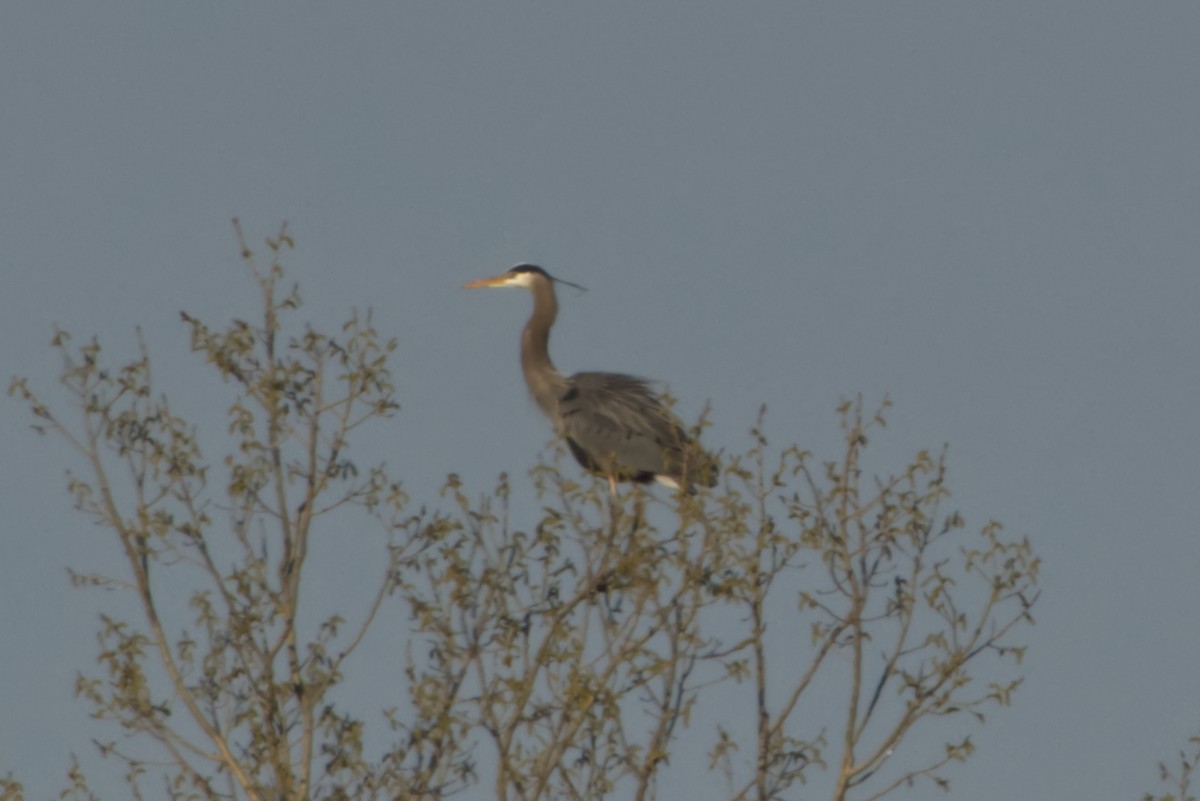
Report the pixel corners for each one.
[463,274,509,289]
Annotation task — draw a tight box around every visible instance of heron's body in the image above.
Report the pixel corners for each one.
[466,264,717,493]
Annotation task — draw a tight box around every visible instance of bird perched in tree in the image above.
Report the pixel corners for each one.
[465,264,718,495]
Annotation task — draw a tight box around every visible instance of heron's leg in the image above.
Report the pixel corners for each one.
[605,475,621,556]
[629,490,646,534]
[588,478,622,605]
[596,473,619,570]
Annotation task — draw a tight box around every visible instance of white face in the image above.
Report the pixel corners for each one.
[501,270,538,288]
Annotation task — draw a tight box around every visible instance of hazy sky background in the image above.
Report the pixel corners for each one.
[3,2,1198,799]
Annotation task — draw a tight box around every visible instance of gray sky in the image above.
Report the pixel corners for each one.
[3,2,1198,799]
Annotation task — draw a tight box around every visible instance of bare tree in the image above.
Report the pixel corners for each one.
[704,402,1038,800]
[4,223,1039,801]
[1142,734,1200,801]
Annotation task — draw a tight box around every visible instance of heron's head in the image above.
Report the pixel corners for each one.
[463,264,550,290]
[466,264,591,294]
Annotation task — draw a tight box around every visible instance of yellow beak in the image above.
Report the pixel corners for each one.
[463,274,511,289]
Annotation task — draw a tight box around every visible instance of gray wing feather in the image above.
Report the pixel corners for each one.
[556,372,689,479]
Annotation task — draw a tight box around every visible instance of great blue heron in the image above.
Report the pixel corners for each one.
[465,264,718,495]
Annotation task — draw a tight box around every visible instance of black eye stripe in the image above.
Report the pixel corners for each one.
[502,264,588,293]
[507,264,548,277]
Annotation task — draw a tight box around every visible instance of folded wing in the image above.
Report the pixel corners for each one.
[557,372,716,489]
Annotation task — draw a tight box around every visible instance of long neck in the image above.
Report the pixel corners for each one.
[521,279,567,419]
